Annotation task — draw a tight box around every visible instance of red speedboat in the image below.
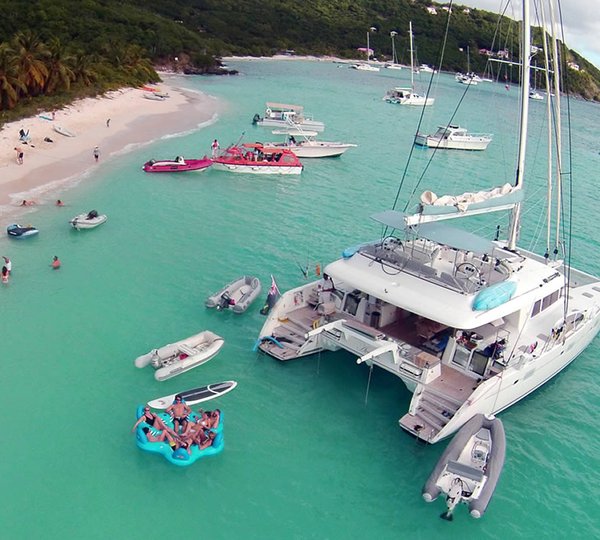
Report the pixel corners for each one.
[142,156,213,173]
[212,144,303,175]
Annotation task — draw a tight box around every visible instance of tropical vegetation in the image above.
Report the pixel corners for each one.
[0,0,598,123]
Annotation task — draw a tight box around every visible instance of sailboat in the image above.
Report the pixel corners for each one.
[350,27,380,72]
[257,0,600,444]
[529,62,545,100]
[385,31,402,70]
[456,46,481,85]
[384,22,434,106]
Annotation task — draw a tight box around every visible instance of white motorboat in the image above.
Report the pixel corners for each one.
[205,276,262,313]
[415,125,492,151]
[256,0,600,445]
[134,330,224,381]
[267,128,357,158]
[69,210,107,230]
[456,73,479,86]
[422,414,505,519]
[384,22,434,106]
[143,92,166,101]
[252,102,325,132]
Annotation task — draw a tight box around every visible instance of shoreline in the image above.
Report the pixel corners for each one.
[0,76,222,223]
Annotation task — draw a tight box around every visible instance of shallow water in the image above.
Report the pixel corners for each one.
[1,60,599,538]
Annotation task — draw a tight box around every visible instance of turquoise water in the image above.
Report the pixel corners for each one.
[1,60,599,538]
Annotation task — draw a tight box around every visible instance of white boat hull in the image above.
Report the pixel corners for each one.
[69,213,107,229]
[256,118,325,132]
[211,162,302,175]
[415,134,491,151]
[134,330,225,381]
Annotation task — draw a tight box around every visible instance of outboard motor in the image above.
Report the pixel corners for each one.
[217,291,232,311]
[252,113,261,125]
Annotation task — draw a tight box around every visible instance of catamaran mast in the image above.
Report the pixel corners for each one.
[409,21,415,90]
[507,0,531,250]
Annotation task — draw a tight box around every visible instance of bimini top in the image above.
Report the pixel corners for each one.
[371,210,495,255]
[265,102,304,112]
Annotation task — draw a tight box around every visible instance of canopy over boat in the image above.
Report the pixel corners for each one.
[265,102,304,112]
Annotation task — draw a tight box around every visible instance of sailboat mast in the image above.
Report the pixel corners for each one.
[366,30,370,63]
[507,0,531,250]
[409,21,415,89]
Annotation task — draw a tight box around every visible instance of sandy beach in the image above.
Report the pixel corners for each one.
[0,76,221,221]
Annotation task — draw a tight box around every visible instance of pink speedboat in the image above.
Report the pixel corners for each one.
[142,155,213,173]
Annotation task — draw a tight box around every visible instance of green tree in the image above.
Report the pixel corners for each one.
[0,43,26,109]
[44,37,75,93]
[12,30,49,97]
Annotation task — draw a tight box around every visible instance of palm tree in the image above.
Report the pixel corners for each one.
[123,44,158,82]
[0,43,26,110]
[71,51,98,87]
[45,38,75,94]
[12,30,49,97]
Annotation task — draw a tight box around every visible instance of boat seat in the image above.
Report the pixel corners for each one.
[317,302,336,315]
[446,460,484,482]
[179,344,197,356]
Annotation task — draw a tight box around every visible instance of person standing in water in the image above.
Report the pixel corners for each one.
[93,146,100,162]
[211,139,220,158]
[51,256,61,269]
[1,266,9,283]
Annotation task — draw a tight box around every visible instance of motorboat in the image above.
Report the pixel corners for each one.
[212,144,303,175]
[252,102,325,132]
[142,155,212,173]
[419,64,436,73]
[256,0,600,446]
[69,210,107,230]
[205,276,262,313]
[384,23,434,106]
[134,330,224,381]
[134,405,224,466]
[415,125,492,151]
[7,223,38,238]
[266,128,357,158]
[422,414,505,519]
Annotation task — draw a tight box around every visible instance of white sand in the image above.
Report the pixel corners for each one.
[0,78,221,220]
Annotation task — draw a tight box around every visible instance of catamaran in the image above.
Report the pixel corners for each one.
[256,0,600,444]
[384,22,434,106]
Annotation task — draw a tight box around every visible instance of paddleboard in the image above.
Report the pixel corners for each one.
[147,380,237,409]
[53,125,76,137]
[38,114,53,121]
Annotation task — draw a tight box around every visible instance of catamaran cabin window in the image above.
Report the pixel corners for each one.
[532,288,563,317]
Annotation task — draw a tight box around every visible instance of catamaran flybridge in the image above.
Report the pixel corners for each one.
[257,0,600,443]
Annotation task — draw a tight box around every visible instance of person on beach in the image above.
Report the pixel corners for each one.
[211,139,220,157]
[20,199,35,206]
[51,256,61,269]
[106,118,110,128]
[166,395,191,433]
[93,146,100,162]
[2,256,11,274]
[56,199,64,206]
[1,266,9,284]
[14,147,24,165]
[51,111,55,121]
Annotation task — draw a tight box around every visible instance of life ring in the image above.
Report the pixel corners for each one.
[265,108,272,115]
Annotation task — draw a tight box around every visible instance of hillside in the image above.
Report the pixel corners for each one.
[0,0,598,120]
